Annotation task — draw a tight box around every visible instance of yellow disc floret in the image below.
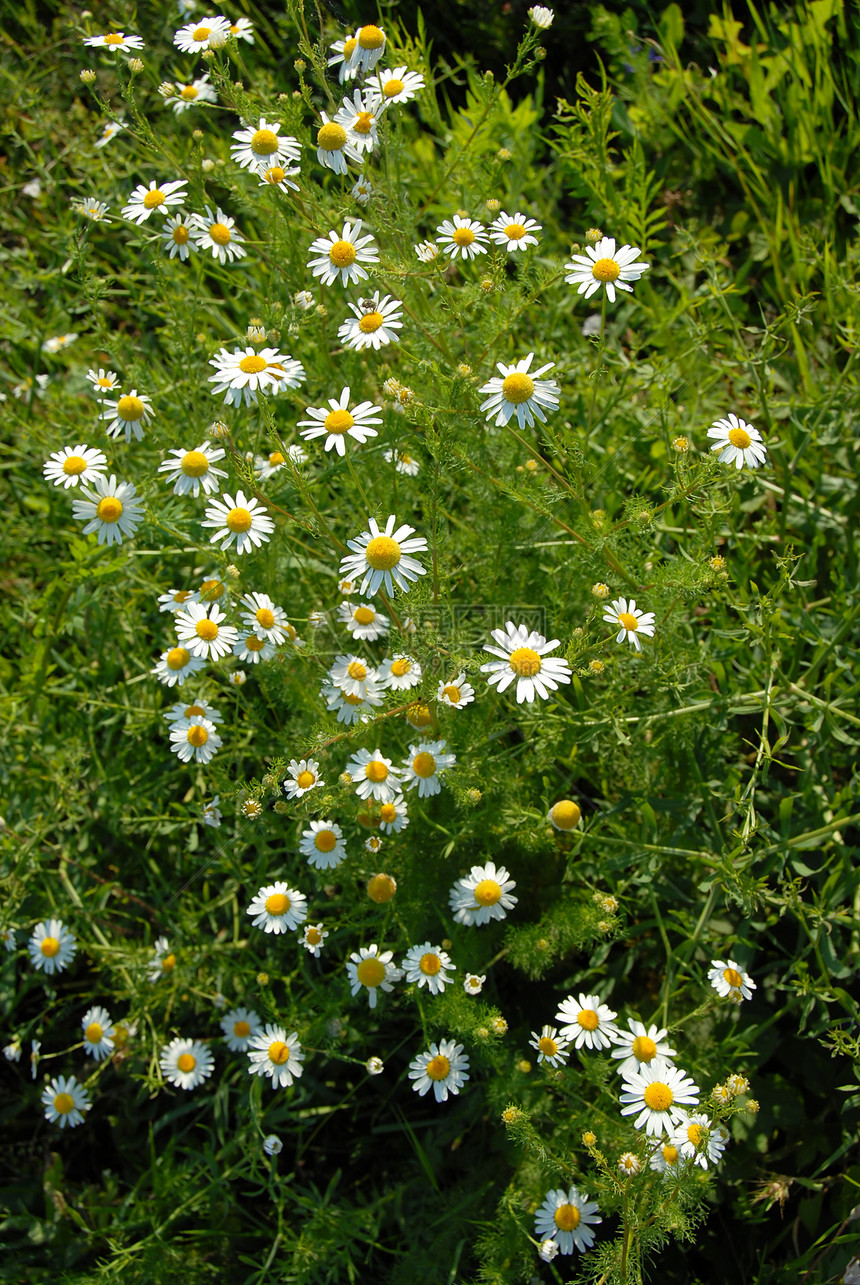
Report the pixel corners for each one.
[181,450,209,477]
[365,535,401,569]
[550,800,581,830]
[508,646,542,677]
[142,190,165,210]
[167,647,190,670]
[425,1054,450,1080]
[318,122,348,151]
[723,967,743,988]
[632,1035,657,1062]
[358,311,383,333]
[314,830,337,852]
[187,725,208,747]
[577,1009,599,1031]
[117,394,145,420]
[329,239,356,267]
[40,936,60,957]
[554,1204,581,1232]
[591,257,621,282]
[265,893,290,916]
[195,618,219,641]
[365,760,389,783]
[353,606,375,625]
[452,226,475,247]
[383,77,404,97]
[358,24,385,49]
[226,507,253,533]
[502,372,535,404]
[177,1053,196,1073]
[238,354,267,374]
[538,1036,558,1056]
[643,1082,674,1111]
[85,1022,103,1043]
[504,222,527,241]
[324,409,355,435]
[356,957,386,987]
[347,661,367,681]
[251,128,279,155]
[209,222,232,245]
[233,1021,251,1038]
[296,770,315,789]
[53,1092,75,1113]
[728,426,752,449]
[268,1041,290,1064]
[419,952,442,975]
[618,611,639,631]
[96,496,123,523]
[62,455,88,475]
[473,879,501,907]
[412,752,436,778]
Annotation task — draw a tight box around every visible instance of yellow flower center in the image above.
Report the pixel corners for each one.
[365,535,401,569]
[504,222,527,240]
[249,609,273,633]
[187,725,208,747]
[419,952,441,975]
[412,752,436,778]
[97,376,114,387]
[209,222,232,245]
[324,409,355,435]
[181,450,209,477]
[342,37,357,57]
[245,635,266,651]
[117,394,145,420]
[538,1036,558,1056]
[353,607,375,625]
[239,354,267,374]
[329,239,356,267]
[643,1082,674,1111]
[618,611,639,631]
[53,1092,76,1113]
[502,372,535,404]
[142,190,165,210]
[592,256,621,282]
[550,800,581,830]
[40,936,60,957]
[233,1020,251,1038]
[391,658,412,677]
[268,1041,290,1064]
[723,967,743,988]
[383,77,404,97]
[161,953,176,970]
[167,647,190,670]
[62,455,88,475]
[508,646,541,677]
[177,1053,196,1073]
[442,684,461,702]
[728,426,752,449]
[268,452,285,466]
[425,1054,450,1081]
[184,704,205,717]
[452,226,475,246]
[195,619,219,641]
[265,893,290,916]
[356,957,386,987]
[344,693,363,705]
[104,33,124,45]
[687,1123,705,1146]
[173,225,189,244]
[251,128,279,155]
[200,578,225,599]
[296,770,315,789]
[380,804,397,823]
[96,496,123,523]
[353,111,374,134]
[314,830,337,852]
[358,311,384,333]
[347,661,367,681]
[306,927,322,945]
[408,703,432,728]
[632,1036,657,1062]
[662,1144,679,1165]
[180,85,198,100]
[473,878,501,907]
[193,25,211,40]
[226,507,253,533]
[85,1022,103,1043]
[318,121,348,151]
[554,1204,580,1232]
[365,760,389,783]
[264,166,286,183]
[367,873,396,902]
[358,24,385,49]
[577,1009,599,1031]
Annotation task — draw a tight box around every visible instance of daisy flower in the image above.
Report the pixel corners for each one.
[345,748,402,803]
[163,697,224,725]
[239,592,289,643]
[325,681,383,725]
[246,883,307,934]
[43,444,107,489]
[548,799,581,830]
[202,491,275,555]
[377,654,421,691]
[602,598,656,652]
[190,206,246,264]
[435,215,489,260]
[169,715,222,764]
[377,795,409,833]
[437,672,475,709]
[534,1187,602,1255]
[463,973,485,995]
[297,386,382,456]
[306,221,379,288]
[228,17,254,42]
[529,5,555,27]
[41,1075,90,1129]
[348,25,387,77]
[564,235,650,302]
[401,739,456,797]
[42,332,78,353]
[202,796,222,827]
[480,620,572,703]
[555,993,620,1050]
[247,1027,304,1088]
[619,1057,700,1136]
[338,513,428,597]
[71,474,143,546]
[299,820,347,870]
[352,178,373,205]
[650,1140,682,1175]
[530,1025,571,1068]
[160,1037,214,1090]
[448,862,518,926]
[708,958,756,1003]
[346,943,402,1008]
[408,1038,469,1102]
[233,634,273,667]
[255,445,306,480]
[158,442,227,496]
[220,1006,262,1052]
[174,601,238,660]
[671,1113,730,1169]
[479,352,560,429]
[74,198,111,222]
[301,923,328,956]
[170,74,217,113]
[337,600,390,642]
[122,179,187,225]
[161,213,195,261]
[383,447,419,474]
[85,368,119,396]
[489,211,542,252]
[328,31,360,82]
[281,758,324,800]
[83,31,145,51]
[315,111,361,174]
[610,1020,677,1078]
[338,292,403,351]
[402,942,456,995]
[415,240,439,263]
[258,162,301,193]
[371,65,425,105]
[81,1005,115,1061]
[146,936,177,982]
[208,346,302,408]
[94,120,125,147]
[151,645,206,686]
[100,389,155,442]
[329,654,380,700]
[173,16,231,53]
[335,90,381,155]
[365,835,383,855]
[707,413,767,470]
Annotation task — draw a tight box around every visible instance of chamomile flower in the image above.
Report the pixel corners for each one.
[437,672,475,709]
[74,197,111,222]
[71,474,143,546]
[323,684,382,724]
[170,73,217,113]
[602,598,656,652]
[338,293,403,351]
[151,645,207,687]
[297,386,383,456]
[122,179,187,224]
[365,835,383,854]
[300,820,347,870]
[202,491,275,555]
[347,943,402,1008]
[146,936,177,982]
[255,445,306,480]
[220,1006,262,1051]
[160,1037,214,1090]
[548,800,581,830]
[708,958,756,1003]
[42,332,78,353]
[337,600,390,642]
[247,1027,304,1088]
[402,942,456,994]
[307,221,379,287]
[169,715,222,764]
[371,65,425,105]
[246,883,308,934]
[163,698,223,726]
[335,89,381,155]
[706,413,767,470]
[315,111,361,174]
[435,215,489,260]
[43,444,107,489]
[479,352,560,429]
[415,240,439,263]
[81,1005,115,1061]
[408,1038,469,1102]
[83,30,145,51]
[161,213,195,260]
[237,592,287,643]
[402,739,456,797]
[158,442,227,496]
[529,5,555,27]
[564,235,650,302]
[383,447,419,474]
[671,1113,729,1169]
[649,1141,681,1175]
[301,923,328,956]
[378,655,422,692]
[282,759,324,799]
[346,748,402,803]
[228,16,254,42]
[347,24,387,76]
[174,601,238,660]
[257,162,301,192]
[449,862,518,926]
[41,1075,90,1128]
[534,1187,602,1255]
[556,993,620,1050]
[351,178,373,205]
[100,389,155,442]
[202,796,222,827]
[173,15,231,53]
[329,654,380,699]
[619,1057,700,1136]
[530,1025,571,1068]
[610,1020,677,1078]
[489,211,542,252]
[339,513,428,597]
[208,346,303,407]
[328,31,360,82]
[86,368,120,396]
[94,119,125,147]
[481,620,572,703]
[29,918,76,975]
[190,206,246,264]
[463,973,485,995]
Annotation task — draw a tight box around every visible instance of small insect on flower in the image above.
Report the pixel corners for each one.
[564,236,650,302]
[449,862,518,927]
[708,958,756,1003]
[81,1005,115,1060]
[43,444,107,489]
[42,1075,91,1128]
[247,1026,304,1088]
[530,1025,571,1068]
[408,1038,469,1102]
[481,620,572,703]
[338,292,404,351]
[159,1037,214,1090]
[247,883,308,934]
[707,413,768,470]
[534,1186,602,1255]
[602,597,656,652]
[347,943,403,1008]
[402,942,456,995]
